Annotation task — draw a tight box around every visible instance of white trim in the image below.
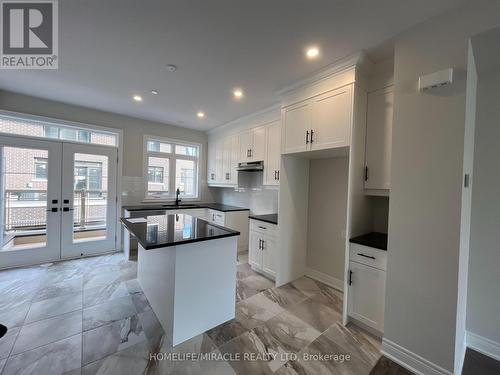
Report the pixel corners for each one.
[207,104,280,135]
[382,338,453,375]
[466,331,500,361]
[305,267,344,291]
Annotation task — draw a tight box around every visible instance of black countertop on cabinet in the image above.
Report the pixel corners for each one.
[122,203,249,213]
[249,214,278,225]
[121,213,240,250]
[349,232,388,251]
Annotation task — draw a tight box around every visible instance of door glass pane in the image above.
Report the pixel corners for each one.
[73,153,108,243]
[1,146,48,250]
[175,159,195,196]
[147,156,169,198]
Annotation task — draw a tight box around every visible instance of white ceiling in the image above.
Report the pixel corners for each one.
[0,0,467,131]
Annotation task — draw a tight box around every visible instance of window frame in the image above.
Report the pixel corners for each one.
[147,166,164,184]
[143,135,201,201]
[33,157,48,181]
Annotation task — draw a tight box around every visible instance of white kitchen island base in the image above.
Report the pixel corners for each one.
[138,236,237,346]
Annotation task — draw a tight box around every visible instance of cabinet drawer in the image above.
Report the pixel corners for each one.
[250,219,277,236]
[349,243,387,271]
[208,209,225,225]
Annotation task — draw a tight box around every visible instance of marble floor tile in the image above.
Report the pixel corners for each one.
[82,315,147,365]
[369,356,414,375]
[83,281,130,308]
[0,358,6,373]
[138,309,165,351]
[34,277,83,303]
[263,284,308,309]
[290,276,323,297]
[130,292,151,314]
[323,322,381,366]
[236,263,256,280]
[11,310,82,355]
[240,274,275,291]
[206,319,247,348]
[218,331,275,375]
[83,268,136,291]
[25,292,83,324]
[0,284,38,311]
[83,295,136,331]
[236,252,249,265]
[284,333,372,375]
[124,279,142,294]
[235,292,284,330]
[0,326,20,359]
[0,302,30,329]
[311,286,344,314]
[2,334,81,375]
[252,310,321,358]
[285,294,342,333]
[235,279,260,302]
[81,340,151,375]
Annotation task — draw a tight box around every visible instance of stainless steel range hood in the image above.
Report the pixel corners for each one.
[236,161,264,172]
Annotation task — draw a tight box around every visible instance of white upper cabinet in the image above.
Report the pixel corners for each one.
[281,101,311,154]
[208,134,239,186]
[364,85,394,191]
[264,121,281,186]
[310,85,352,151]
[207,140,217,183]
[281,84,354,154]
[239,126,266,162]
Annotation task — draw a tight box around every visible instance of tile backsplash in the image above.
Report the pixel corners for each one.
[211,186,278,214]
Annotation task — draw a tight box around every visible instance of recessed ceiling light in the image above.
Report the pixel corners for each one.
[306,46,320,59]
[133,95,143,102]
[233,89,244,99]
[166,64,178,72]
[197,112,205,118]
[151,90,159,95]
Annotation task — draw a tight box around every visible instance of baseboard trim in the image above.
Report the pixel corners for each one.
[305,267,344,291]
[382,338,453,375]
[466,331,500,361]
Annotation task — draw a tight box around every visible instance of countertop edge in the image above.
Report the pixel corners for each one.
[249,216,278,225]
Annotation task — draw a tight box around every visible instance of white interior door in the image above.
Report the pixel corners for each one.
[0,135,62,269]
[60,143,117,258]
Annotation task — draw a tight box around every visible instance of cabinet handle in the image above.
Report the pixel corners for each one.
[261,239,265,250]
[277,170,279,181]
[258,239,262,250]
[250,149,253,157]
[357,253,376,260]
[310,129,314,143]
[364,166,369,181]
[306,130,309,144]
[349,270,353,285]
[274,170,277,180]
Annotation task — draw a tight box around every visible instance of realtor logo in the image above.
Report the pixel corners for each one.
[1,0,58,69]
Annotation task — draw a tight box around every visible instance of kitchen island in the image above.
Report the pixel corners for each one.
[121,212,240,346]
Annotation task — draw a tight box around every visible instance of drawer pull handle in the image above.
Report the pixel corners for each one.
[357,253,376,260]
[258,226,267,230]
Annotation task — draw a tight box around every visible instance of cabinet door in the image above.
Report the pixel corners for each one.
[229,135,239,184]
[239,130,252,162]
[251,126,266,161]
[222,136,232,183]
[282,101,311,154]
[311,85,352,151]
[207,140,217,183]
[348,261,386,332]
[264,121,281,186]
[248,231,263,270]
[215,139,224,183]
[365,86,393,190]
[262,234,276,277]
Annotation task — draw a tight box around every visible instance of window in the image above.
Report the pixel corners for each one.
[144,137,200,200]
[34,158,48,180]
[148,166,164,183]
[0,114,118,146]
[74,161,103,192]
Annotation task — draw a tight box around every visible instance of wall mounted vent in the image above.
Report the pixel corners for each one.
[418,68,453,91]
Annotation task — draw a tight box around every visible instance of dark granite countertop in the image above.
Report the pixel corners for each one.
[249,214,278,225]
[350,232,388,251]
[122,203,249,213]
[121,213,240,250]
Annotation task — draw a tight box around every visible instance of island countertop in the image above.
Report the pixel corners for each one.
[122,203,249,212]
[121,213,240,250]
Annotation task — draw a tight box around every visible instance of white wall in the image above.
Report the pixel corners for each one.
[384,1,500,373]
[0,90,213,205]
[306,157,348,284]
[466,68,500,351]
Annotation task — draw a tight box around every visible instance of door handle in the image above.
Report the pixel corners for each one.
[63,207,74,212]
[357,253,376,260]
[47,207,58,212]
[258,226,267,230]
[306,130,309,144]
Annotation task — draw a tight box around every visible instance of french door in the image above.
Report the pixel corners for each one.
[0,135,118,269]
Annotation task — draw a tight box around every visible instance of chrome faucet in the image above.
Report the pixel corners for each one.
[175,188,182,206]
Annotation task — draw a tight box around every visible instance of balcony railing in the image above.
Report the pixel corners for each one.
[3,189,107,233]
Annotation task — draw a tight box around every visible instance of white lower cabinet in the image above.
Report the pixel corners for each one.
[206,209,249,253]
[248,219,277,278]
[347,244,386,333]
